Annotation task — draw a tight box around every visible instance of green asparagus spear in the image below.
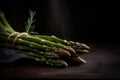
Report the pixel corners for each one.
[0,11,89,67]
[0,35,71,57]
[16,50,59,59]
[32,35,90,53]
[30,56,68,67]
[16,50,68,67]
[0,13,75,55]
[18,34,76,54]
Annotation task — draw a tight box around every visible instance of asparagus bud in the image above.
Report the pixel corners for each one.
[30,56,68,68]
[32,35,90,54]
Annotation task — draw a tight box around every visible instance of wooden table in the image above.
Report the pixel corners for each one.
[0,43,120,79]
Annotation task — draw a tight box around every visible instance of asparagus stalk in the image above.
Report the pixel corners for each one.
[0,12,74,56]
[32,35,90,53]
[30,56,68,67]
[16,33,76,54]
[16,50,68,67]
[1,35,86,64]
[0,11,89,67]
[16,49,86,66]
[0,37,69,67]
[0,35,71,57]
[0,12,15,33]
[16,50,59,59]
[0,42,60,59]
[0,38,69,67]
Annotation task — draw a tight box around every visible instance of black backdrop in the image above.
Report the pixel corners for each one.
[0,0,117,43]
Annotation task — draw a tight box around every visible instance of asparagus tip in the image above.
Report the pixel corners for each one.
[72,56,87,64]
[56,48,71,57]
[67,46,76,53]
[77,49,89,53]
[81,43,90,50]
[78,57,87,63]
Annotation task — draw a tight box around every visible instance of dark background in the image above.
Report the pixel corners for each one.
[0,0,117,43]
[0,0,119,79]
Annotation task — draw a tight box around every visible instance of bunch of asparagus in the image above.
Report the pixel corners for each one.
[0,10,90,68]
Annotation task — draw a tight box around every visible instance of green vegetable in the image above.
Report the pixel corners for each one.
[32,35,90,54]
[0,10,90,67]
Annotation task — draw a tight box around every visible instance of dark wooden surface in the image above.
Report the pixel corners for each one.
[0,43,120,79]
